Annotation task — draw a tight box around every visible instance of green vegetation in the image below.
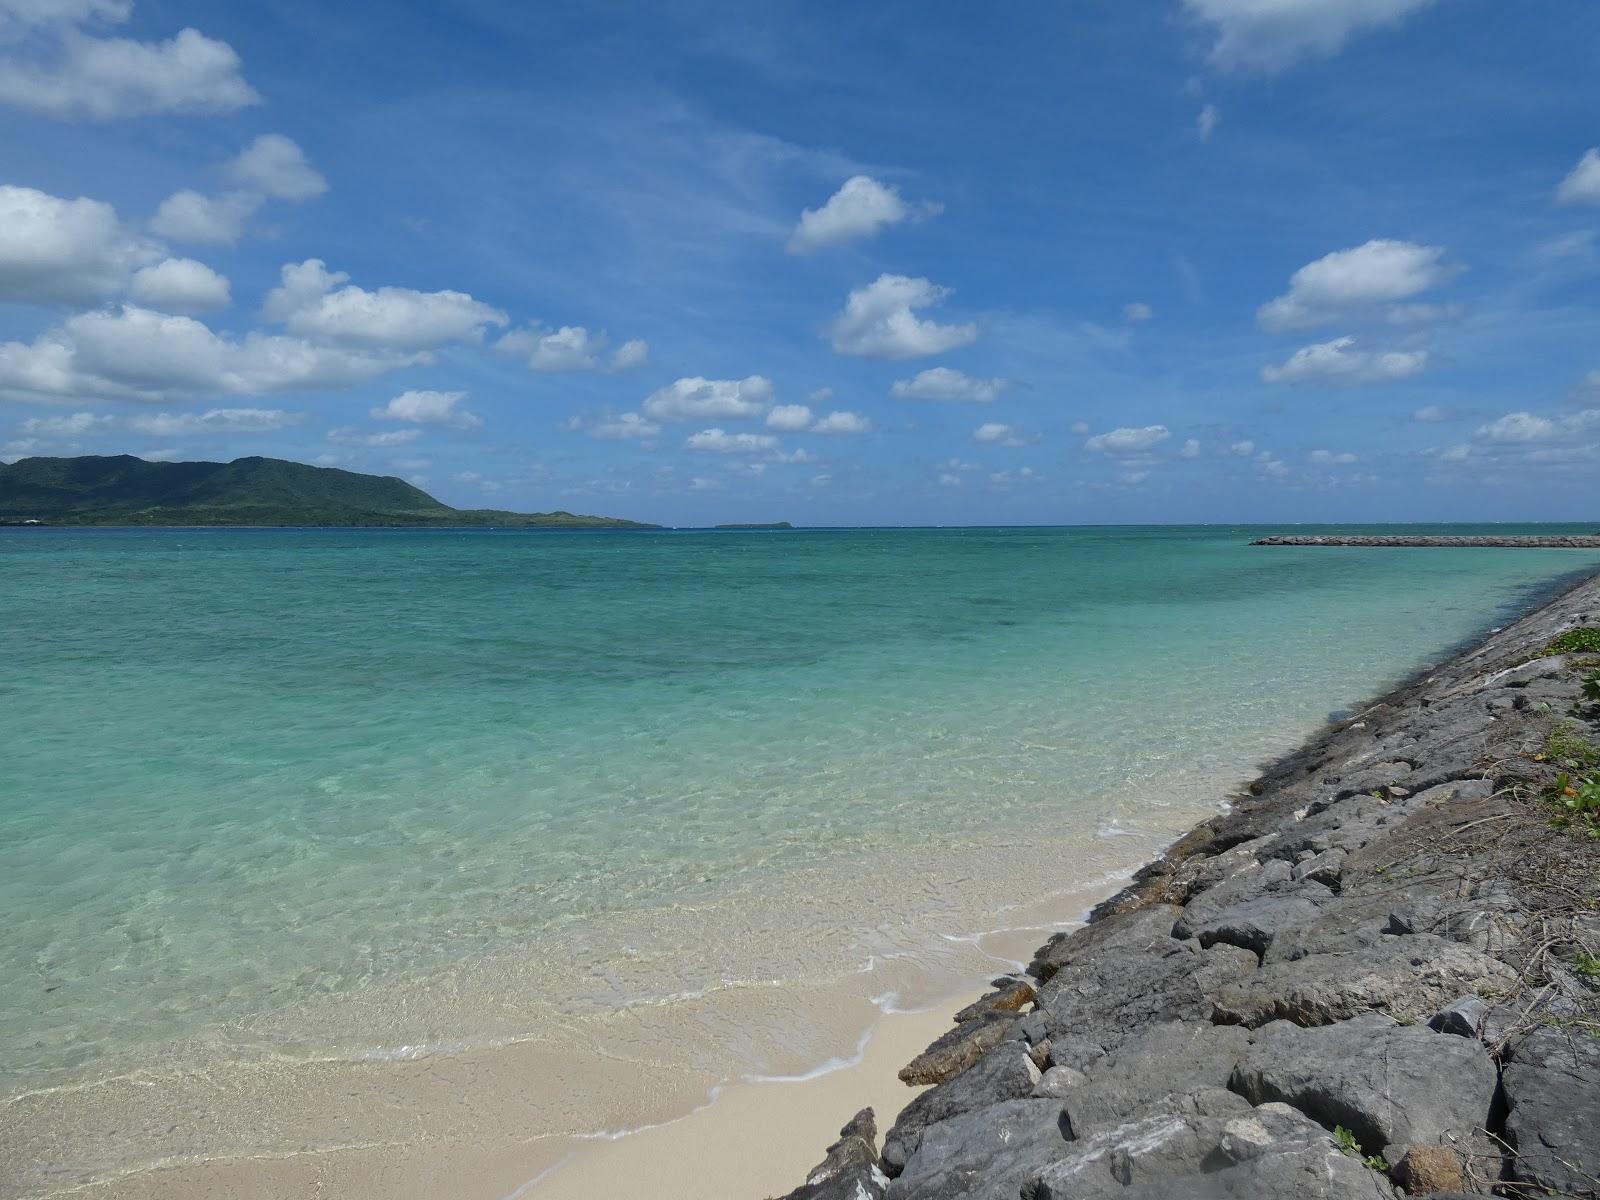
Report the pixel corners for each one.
[1584,670,1600,705]
[1545,723,1600,772]
[1333,1126,1390,1173]
[1574,951,1600,980]
[1545,627,1600,656]
[713,521,795,530]
[0,455,658,529]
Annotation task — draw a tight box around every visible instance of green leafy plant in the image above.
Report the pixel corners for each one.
[1546,627,1600,656]
[1544,723,1600,771]
[1573,951,1600,980]
[1552,772,1600,839]
[1584,670,1600,705]
[1332,1126,1390,1172]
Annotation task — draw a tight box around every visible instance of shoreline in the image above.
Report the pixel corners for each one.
[7,564,1599,1200]
[772,563,1600,1199]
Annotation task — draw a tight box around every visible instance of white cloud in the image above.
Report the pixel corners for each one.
[370,389,483,429]
[829,274,979,359]
[1123,301,1154,322]
[1085,425,1171,455]
[1070,420,1090,435]
[0,1,130,36]
[0,305,417,404]
[1476,412,1557,444]
[1183,0,1437,72]
[149,188,261,246]
[225,134,326,201]
[128,408,303,436]
[939,472,961,487]
[1180,438,1201,458]
[643,375,774,421]
[1386,302,1460,326]
[787,175,940,253]
[990,466,1039,485]
[1412,404,1447,422]
[811,410,873,435]
[973,421,1024,446]
[138,446,179,461]
[264,259,507,352]
[327,426,420,447]
[766,404,814,431]
[889,366,1007,403]
[685,427,779,454]
[1260,335,1428,384]
[1439,408,1600,468]
[1309,449,1359,464]
[610,338,649,370]
[1556,148,1600,206]
[1258,239,1452,331]
[1231,439,1256,456]
[0,25,258,119]
[1197,103,1220,141]
[128,257,230,311]
[586,412,661,440]
[0,184,157,304]
[18,411,112,436]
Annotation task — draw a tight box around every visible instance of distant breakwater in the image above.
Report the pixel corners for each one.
[1254,534,1600,548]
[777,566,1600,1200]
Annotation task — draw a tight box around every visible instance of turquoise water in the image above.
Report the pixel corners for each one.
[3,525,1597,1098]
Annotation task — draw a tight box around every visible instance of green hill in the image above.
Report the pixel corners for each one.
[0,455,658,528]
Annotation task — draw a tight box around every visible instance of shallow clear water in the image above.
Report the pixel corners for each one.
[2,524,1597,1095]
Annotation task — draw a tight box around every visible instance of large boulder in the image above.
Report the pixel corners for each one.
[1500,1026,1600,1199]
[1210,934,1517,1027]
[1023,1088,1400,1199]
[1055,1020,1255,1137]
[884,1099,1069,1200]
[898,1013,1016,1087]
[882,1045,1040,1176]
[1230,1015,1497,1166]
[779,1108,888,1200]
[1026,905,1182,984]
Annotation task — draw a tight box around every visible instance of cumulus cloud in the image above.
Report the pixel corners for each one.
[1231,439,1256,456]
[1182,0,1437,72]
[129,407,303,436]
[584,412,661,440]
[1309,449,1359,464]
[1412,404,1447,422]
[685,427,779,454]
[225,134,327,201]
[1123,301,1154,322]
[0,305,418,405]
[811,410,873,435]
[496,323,649,372]
[0,23,258,119]
[1438,408,1600,469]
[1197,103,1220,141]
[1258,239,1453,331]
[17,410,113,436]
[1180,438,1201,458]
[128,257,230,311]
[0,184,157,304]
[973,422,1025,446]
[787,175,940,253]
[264,259,507,352]
[149,188,260,246]
[0,1,131,36]
[1260,335,1428,384]
[889,366,1007,403]
[1556,148,1600,206]
[766,404,813,431]
[370,389,483,429]
[829,274,979,360]
[1085,425,1172,456]
[327,427,420,447]
[643,375,774,421]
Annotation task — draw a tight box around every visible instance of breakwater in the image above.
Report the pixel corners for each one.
[779,570,1600,1200]
[1254,535,1600,548]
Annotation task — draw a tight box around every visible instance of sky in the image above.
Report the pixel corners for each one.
[1,0,1598,526]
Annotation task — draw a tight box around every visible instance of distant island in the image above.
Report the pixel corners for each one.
[0,455,658,529]
[713,521,794,530]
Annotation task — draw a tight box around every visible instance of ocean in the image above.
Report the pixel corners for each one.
[3,524,1597,1195]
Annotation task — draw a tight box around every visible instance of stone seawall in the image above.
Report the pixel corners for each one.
[778,571,1600,1200]
[1253,535,1600,548]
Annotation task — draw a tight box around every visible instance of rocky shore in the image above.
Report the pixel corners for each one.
[778,571,1600,1199]
[1253,535,1600,548]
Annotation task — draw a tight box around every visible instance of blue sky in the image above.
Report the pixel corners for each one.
[1,0,1597,525]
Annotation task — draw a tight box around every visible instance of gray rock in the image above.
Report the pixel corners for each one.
[883,1045,1040,1175]
[885,1099,1069,1200]
[1031,1064,1088,1098]
[1292,847,1348,887]
[898,1013,1014,1087]
[1500,1025,1600,1199]
[952,977,1036,1023]
[1024,1088,1400,1199]
[1230,1015,1497,1165]
[1058,1020,1255,1136]
[1428,995,1489,1039]
[1035,931,1257,1054]
[1026,905,1181,984]
[1211,934,1517,1027]
[1179,890,1330,956]
[780,1108,888,1200]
